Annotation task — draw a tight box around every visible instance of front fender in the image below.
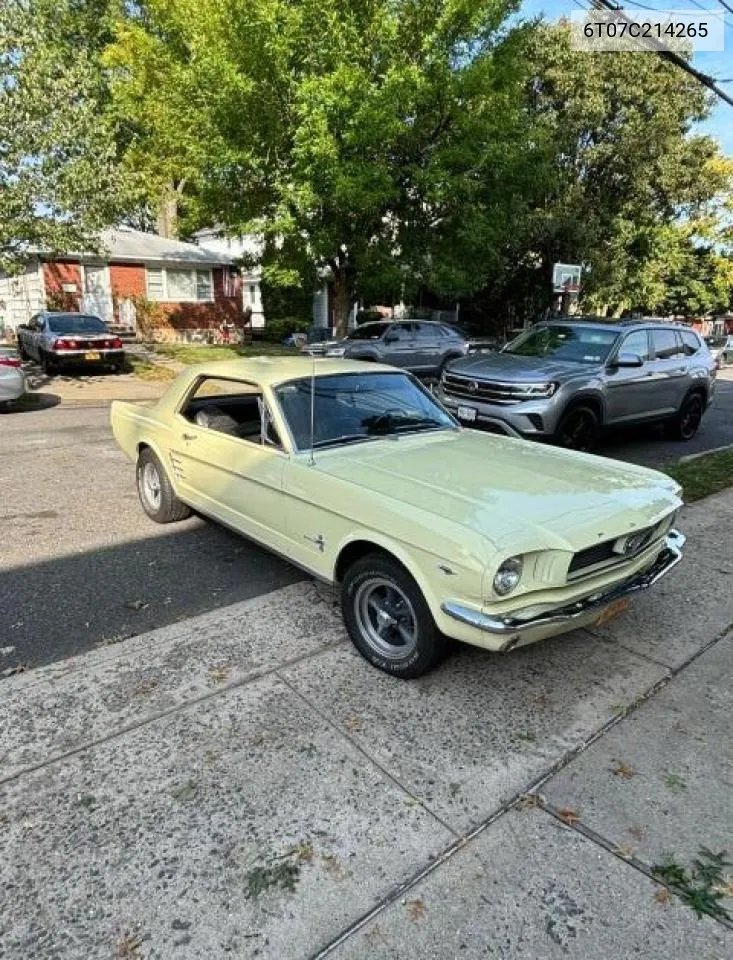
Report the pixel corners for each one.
[332,529,486,618]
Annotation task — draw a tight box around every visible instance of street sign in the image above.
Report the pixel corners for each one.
[552,263,582,293]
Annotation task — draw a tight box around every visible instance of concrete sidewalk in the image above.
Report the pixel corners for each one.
[1,496,732,959]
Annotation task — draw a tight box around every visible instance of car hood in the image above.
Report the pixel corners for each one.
[448,351,602,382]
[315,430,681,554]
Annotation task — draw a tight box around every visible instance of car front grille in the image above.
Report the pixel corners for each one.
[442,373,535,405]
[567,525,660,581]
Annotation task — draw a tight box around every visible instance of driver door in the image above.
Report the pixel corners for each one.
[604,329,657,423]
[170,375,292,553]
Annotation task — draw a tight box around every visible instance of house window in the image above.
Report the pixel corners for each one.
[146,266,214,303]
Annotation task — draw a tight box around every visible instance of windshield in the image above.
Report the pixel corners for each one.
[504,325,619,363]
[47,315,107,334]
[274,372,456,450]
[346,322,390,340]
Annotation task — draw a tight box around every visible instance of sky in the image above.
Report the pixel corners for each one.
[518,0,733,156]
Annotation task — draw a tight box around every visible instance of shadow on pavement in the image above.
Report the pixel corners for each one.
[1,391,60,413]
[0,517,304,676]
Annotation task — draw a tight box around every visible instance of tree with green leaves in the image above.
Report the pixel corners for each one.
[0,0,130,271]
[104,0,532,333]
[504,22,733,319]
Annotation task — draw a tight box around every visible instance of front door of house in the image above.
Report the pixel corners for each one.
[82,265,114,323]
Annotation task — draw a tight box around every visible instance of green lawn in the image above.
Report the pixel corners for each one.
[663,448,733,503]
[150,342,299,365]
[123,355,177,382]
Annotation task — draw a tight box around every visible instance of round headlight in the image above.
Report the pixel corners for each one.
[493,556,523,596]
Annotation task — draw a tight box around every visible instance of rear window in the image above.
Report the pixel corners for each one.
[47,315,107,334]
[683,331,704,355]
[651,328,684,360]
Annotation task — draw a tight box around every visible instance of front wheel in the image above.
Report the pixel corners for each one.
[136,448,192,523]
[341,553,446,678]
[554,404,600,451]
[673,392,704,441]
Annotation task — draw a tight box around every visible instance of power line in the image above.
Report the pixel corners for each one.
[591,0,733,107]
[716,0,733,15]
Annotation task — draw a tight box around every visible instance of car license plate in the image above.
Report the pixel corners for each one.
[85,351,100,361]
[456,405,477,422]
[593,597,629,627]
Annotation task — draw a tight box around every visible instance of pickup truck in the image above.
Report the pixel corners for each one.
[17,311,125,375]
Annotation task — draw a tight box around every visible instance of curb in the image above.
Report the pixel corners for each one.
[679,442,733,464]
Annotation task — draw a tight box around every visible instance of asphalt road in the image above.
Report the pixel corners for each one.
[1,368,732,675]
[0,405,302,676]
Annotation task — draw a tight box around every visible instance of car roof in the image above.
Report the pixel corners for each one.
[539,317,699,333]
[183,356,400,387]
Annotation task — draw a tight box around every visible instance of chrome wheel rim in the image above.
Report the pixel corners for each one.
[680,396,702,439]
[141,461,162,510]
[354,577,418,661]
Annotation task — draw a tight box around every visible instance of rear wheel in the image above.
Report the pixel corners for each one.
[554,404,600,451]
[136,448,191,523]
[341,553,446,678]
[673,391,704,441]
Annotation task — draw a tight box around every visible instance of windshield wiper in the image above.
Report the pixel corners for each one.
[311,433,370,449]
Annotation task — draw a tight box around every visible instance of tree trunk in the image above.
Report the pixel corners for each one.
[332,266,351,338]
[156,193,179,238]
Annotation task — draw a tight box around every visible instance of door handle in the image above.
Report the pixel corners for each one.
[182,432,198,441]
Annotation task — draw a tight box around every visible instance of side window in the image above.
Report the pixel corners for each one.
[620,330,650,362]
[680,330,701,356]
[390,323,413,340]
[415,323,437,340]
[180,377,280,447]
[651,328,683,360]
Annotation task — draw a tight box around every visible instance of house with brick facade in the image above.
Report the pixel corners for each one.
[0,228,242,336]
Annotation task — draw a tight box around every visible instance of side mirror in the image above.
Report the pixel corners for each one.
[613,353,644,368]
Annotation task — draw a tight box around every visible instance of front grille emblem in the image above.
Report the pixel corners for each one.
[468,380,478,393]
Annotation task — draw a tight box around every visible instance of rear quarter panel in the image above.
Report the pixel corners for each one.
[110,399,172,464]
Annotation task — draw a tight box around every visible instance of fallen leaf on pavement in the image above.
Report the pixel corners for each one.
[654,888,672,906]
[406,898,426,921]
[612,761,636,779]
[170,780,198,803]
[557,808,581,826]
[612,844,635,859]
[208,666,229,684]
[126,599,149,611]
[344,715,362,731]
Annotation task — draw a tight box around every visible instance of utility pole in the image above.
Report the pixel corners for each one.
[591,0,733,108]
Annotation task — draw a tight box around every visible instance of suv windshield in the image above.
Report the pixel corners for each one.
[504,324,619,363]
[47,315,107,334]
[274,372,456,450]
[347,322,390,340]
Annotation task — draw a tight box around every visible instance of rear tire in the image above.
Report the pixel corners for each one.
[40,351,56,376]
[673,391,704,441]
[341,552,446,678]
[136,448,192,523]
[554,404,600,451]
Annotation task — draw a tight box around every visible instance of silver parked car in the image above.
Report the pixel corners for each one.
[0,346,26,408]
[437,320,716,450]
[17,312,125,375]
[313,320,469,376]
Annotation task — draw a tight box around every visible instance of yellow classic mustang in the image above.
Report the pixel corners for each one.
[111,357,685,678]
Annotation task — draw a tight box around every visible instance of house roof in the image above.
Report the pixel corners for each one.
[38,228,235,266]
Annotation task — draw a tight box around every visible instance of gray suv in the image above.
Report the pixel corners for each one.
[437,320,716,450]
[319,320,468,375]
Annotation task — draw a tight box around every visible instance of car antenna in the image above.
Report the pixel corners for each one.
[307,353,316,466]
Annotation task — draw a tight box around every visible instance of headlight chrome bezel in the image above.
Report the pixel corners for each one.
[493,555,524,597]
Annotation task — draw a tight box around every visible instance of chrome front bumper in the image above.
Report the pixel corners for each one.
[441,530,685,648]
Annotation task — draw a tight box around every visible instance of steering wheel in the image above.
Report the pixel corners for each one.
[370,407,409,430]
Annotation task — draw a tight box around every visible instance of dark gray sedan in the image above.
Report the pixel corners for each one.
[313,320,469,376]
